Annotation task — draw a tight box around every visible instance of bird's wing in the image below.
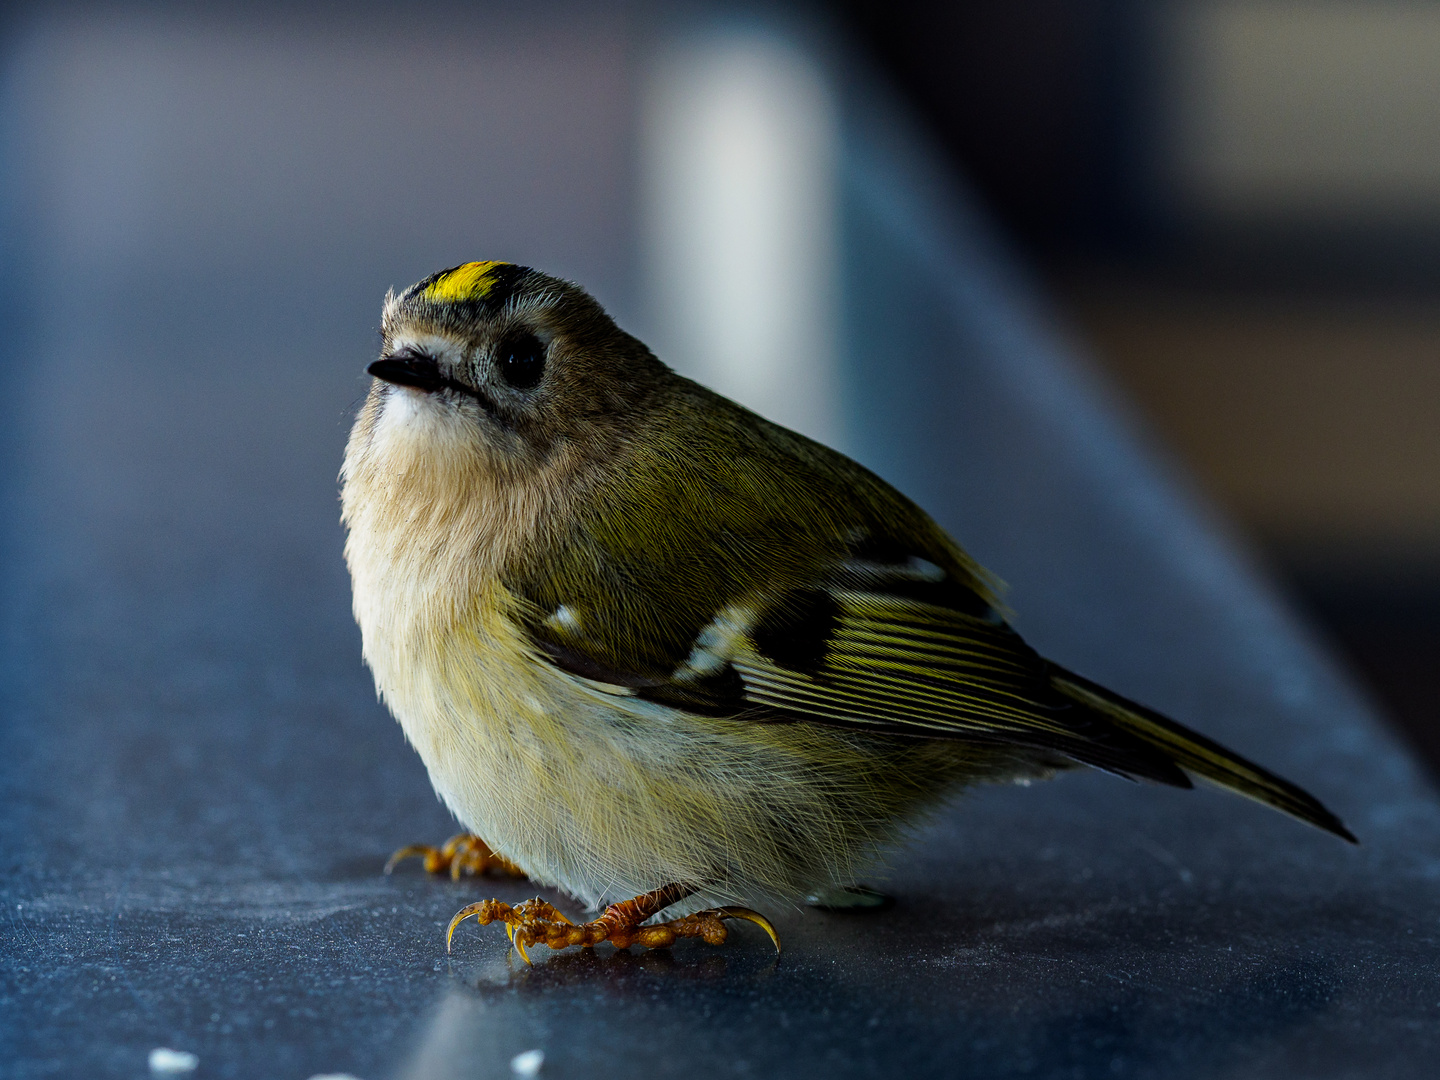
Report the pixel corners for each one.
[506,381,1195,786]
[523,544,1192,788]
[522,542,1361,841]
[720,568,1352,839]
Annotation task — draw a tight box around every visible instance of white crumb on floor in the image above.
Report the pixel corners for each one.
[511,1048,545,1076]
[148,1048,198,1074]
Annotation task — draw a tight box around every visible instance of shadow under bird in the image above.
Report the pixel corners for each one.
[341,261,1354,962]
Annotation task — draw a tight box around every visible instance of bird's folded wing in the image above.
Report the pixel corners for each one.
[727,588,1189,786]
[528,574,1191,788]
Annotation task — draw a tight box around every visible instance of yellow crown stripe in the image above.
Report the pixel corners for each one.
[424,261,511,302]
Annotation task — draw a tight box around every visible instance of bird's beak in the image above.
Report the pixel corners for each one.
[368,354,446,393]
[367,352,494,411]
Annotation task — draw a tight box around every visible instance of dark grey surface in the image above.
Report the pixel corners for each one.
[5,8,1440,1080]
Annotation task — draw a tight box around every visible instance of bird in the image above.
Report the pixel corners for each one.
[341,261,1353,962]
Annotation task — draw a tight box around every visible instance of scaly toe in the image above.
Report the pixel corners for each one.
[385,834,526,880]
[444,888,780,961]
[445,898,517,951]
[383,843,438,876]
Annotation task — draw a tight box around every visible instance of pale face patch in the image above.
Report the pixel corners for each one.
[371,332,476,446]
[385,330,469,377]
[371,380,474,463]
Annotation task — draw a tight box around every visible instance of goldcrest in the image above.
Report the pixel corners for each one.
[341,262,1351,961]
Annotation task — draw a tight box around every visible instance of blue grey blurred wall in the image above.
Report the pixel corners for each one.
[0,3,644,613]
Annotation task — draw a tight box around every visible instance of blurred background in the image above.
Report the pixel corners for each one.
[7,5,1438,1073]
[844,0,1440,771]
[2,0,1436,770]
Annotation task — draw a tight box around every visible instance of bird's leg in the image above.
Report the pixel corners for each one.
[446,882,780,963]
[384,833,526,881]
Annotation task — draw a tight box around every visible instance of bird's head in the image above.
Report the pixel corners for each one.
[363,261,665,474]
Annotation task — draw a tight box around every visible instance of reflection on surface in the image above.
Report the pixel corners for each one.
[396,888,1350,1080]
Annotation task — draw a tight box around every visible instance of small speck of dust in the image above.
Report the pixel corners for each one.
[148,1047,198,1075]
[511,1049,545,1076]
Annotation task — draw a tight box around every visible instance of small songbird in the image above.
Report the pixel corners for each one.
[342,261,1353,961]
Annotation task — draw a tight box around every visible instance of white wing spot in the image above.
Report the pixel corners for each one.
[545,605,582,632]
[676,602,756,680]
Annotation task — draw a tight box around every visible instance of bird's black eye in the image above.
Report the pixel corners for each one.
[496,332,546,390]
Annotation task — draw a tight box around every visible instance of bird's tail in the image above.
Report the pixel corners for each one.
[1048,664,1356,843]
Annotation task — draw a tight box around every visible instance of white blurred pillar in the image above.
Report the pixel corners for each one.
[641,28,841,447]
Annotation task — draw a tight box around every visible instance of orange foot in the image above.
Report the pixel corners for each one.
[446,883,780,963]
[384,833,526,881]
